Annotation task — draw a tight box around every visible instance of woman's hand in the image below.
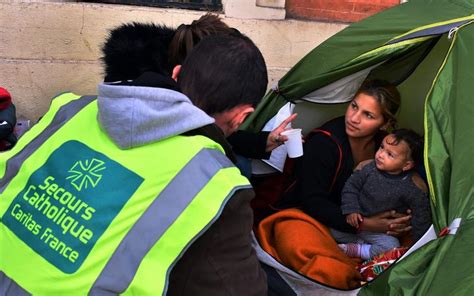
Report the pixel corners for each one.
[359,210,412,236]
[266,113,298,152]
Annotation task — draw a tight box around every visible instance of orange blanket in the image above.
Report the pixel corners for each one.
[257,209,362,289]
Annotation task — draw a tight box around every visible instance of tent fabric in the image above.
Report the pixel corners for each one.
[245,0,474,294]
[386,19,472,44]
[242,0,474,133]
[362,21,474,295]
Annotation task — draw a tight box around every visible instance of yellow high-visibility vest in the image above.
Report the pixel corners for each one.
[0,93,251,295]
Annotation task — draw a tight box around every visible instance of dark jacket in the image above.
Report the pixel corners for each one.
[278,117,384,233]
[228,130,271,160]
[167,125,267,296]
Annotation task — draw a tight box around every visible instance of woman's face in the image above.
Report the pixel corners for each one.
[345,92,387,139]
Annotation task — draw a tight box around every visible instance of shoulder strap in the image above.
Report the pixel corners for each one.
[306,128,343,192]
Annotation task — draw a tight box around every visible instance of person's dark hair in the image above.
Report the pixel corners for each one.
[388,128,423,165]
[101,22,175,82]
[357,79,401,130]
[178,32,268,115]
[168,13,236,68]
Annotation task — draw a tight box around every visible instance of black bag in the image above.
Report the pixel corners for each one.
[0,104,17,151]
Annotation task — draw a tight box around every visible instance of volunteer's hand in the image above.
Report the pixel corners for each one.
[266,113,298,152]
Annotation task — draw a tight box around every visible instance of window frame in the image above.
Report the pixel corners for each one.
[85,0,222,12]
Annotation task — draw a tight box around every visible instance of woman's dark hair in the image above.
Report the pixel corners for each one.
[168,13,236,68]
[357,79,401,130]
[389,128,424,165]
[178,32,268,115]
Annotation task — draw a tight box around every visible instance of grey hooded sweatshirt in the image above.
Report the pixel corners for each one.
[97,83,215,149]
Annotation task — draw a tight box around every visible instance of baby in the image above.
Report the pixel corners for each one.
[331,129,431,260]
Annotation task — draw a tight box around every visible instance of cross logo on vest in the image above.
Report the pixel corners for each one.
[67,159,105,191]
[2,141,144,273]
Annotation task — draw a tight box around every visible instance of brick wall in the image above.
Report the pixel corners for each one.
[286,0,400,23]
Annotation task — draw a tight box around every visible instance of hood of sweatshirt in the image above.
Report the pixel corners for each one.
[97,83,215,149]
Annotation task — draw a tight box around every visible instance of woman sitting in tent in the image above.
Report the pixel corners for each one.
[257,79,418,288]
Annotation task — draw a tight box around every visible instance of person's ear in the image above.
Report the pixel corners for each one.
[172,65,182,81]
[402,160,415,172]
[213,105,255,136]
[229,106,255,131]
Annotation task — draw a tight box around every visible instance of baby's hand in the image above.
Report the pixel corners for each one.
[346,213,363,228]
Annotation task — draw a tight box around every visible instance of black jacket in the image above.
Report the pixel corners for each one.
[228,130,271,160]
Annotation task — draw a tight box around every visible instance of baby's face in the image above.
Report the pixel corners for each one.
[375,135,413,174]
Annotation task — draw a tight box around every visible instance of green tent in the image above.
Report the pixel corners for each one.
[247,0,474,294]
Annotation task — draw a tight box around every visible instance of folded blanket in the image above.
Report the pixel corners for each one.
[257,208,362,289]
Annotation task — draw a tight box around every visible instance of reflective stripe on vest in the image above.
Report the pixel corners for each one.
[90,148,246,295]
[0,93,251,295]
[0,95,96,193]
[0,272,30,296]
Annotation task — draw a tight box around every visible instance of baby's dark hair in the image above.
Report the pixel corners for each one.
[388,128,424,165]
